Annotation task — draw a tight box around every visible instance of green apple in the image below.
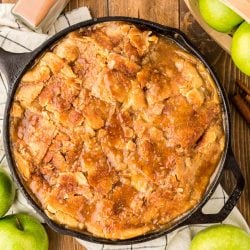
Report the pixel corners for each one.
[231,22,250,76]
[190,224,250,250]
[0,167,15,217]
[0,213,48,250]
[199,0,243,32]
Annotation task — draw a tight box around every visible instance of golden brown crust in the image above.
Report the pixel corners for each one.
[10,21,225,239]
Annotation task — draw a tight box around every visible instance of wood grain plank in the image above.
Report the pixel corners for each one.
[109,0,179,28]
[180,0,250,225]
[65,0,108,17]
[46,226,86,250]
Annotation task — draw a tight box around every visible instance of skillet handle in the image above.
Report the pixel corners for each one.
[0,47,33,88]
[184,148,245,225]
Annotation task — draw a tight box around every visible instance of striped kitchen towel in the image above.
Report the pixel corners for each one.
[0,3,249,250]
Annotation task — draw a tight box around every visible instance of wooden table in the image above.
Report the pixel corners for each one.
[1,0,250,249]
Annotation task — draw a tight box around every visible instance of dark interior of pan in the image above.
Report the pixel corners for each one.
[1,16,244,245]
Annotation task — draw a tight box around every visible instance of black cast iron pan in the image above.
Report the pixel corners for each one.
[0,16,245,245]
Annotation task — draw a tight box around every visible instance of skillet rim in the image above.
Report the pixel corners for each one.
[3,16,231,245]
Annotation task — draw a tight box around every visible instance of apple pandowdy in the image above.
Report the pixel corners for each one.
[10,21,225,240]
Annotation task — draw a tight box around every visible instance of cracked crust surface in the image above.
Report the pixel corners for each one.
[10,21,225,239]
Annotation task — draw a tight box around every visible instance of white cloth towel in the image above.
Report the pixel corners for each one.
[0,4,249,250]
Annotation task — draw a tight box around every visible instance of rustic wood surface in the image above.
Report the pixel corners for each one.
[1,0,249,249]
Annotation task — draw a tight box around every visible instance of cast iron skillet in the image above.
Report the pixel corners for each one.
[0,16,245,245]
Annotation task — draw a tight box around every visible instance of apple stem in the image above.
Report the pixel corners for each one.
[15,217,24,231]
